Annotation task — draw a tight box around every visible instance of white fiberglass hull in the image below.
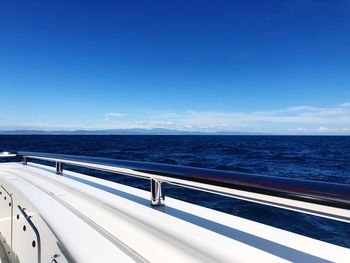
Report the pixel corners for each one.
[0,162,349,262]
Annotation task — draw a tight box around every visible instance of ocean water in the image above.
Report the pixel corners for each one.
[0,135,349,247]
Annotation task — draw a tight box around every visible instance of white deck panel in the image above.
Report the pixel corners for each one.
[0,162,349,262]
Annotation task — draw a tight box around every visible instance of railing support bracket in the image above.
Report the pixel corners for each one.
[56,162,63,175]
[151,178,165,206]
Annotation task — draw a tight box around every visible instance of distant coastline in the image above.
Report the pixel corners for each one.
[0,128,266,135]
[1,129,349,136]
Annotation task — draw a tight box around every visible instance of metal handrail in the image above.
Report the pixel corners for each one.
[0,152,17,157]
[18,205,41,263]
[1,151,349,223]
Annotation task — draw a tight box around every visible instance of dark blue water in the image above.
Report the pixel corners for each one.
[1,135,349,247]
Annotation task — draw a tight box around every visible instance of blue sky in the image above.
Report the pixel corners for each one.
[1,0,350,134]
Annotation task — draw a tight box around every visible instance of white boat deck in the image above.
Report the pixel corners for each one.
[0,162,349,262]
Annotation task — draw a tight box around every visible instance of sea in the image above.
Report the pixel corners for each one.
[0,135,349,247]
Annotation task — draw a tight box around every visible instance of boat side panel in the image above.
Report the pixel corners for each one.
[0,185,12,262]
[0,174,70,263]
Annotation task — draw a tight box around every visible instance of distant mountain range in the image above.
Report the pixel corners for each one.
[0,128,266,135]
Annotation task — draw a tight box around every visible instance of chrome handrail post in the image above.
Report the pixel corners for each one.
[56,162,63,175]
[22,156,27,165]
[151,178,165,206]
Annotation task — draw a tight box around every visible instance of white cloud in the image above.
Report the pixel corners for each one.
[339,102,350,107]
[146,103,350,129]
[0,123,91,131]
[2,102,350,134]
[289,126,350,134]
[137,103,350,133]
[104,112,125,121]
[317,126,330,132]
